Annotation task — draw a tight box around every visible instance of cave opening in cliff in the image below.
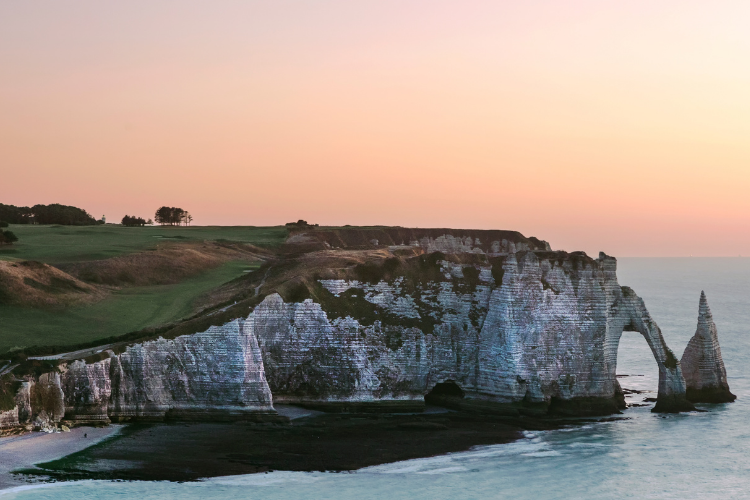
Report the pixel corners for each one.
[424,380,464,406]
[616,331,659,406]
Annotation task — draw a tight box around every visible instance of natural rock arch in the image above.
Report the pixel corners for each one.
[604,286,694,413]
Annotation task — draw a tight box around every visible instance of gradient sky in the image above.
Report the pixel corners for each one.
[2,1,749,256]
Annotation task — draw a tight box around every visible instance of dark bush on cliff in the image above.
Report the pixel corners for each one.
[0,374,22,411]
[0,230,18,245]
[286,220,319,232]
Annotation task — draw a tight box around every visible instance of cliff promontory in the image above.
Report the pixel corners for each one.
[0,227,733,431]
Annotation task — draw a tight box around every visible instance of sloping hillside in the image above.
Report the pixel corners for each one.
[0,261,103,308]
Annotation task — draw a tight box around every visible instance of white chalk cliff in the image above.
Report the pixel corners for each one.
[2,229,735,430]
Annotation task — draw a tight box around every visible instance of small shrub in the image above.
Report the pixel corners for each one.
[0,221,8,228]
[354,262,385,284]
[491,260,505,287]
[664,348,678,369]
[461,266,481,292]
[0,230,18,245]
[383,257,400,273]
[282,281,310,302]
[0,374,22,412]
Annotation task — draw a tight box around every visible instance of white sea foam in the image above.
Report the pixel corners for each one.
[558,424,594,432]
[520,450,562,457]
[566,442,609,448]
[360,455,454,474]
[416,466,467,474]
[204,471,321,487]
[0,481,97,498]
[359,435,559,476]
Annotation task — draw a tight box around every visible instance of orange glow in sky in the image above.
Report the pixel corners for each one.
[2,1,750,256]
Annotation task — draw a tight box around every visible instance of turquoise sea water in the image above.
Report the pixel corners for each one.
[3,258,749,500]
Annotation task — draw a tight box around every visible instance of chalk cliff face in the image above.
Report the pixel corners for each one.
[250,248,694,414]
[4,228,730,427]
[2,320,276,429]
[62,358,111,423]
[680,292,735,403]
[107,320,273,421]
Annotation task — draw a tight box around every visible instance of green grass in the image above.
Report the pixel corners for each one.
[0,224,288,264]
[0,260,260,353]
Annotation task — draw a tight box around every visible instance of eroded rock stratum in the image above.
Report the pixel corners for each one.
[0,228,734,429]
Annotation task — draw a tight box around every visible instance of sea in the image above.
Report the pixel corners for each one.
[3,258,749,499]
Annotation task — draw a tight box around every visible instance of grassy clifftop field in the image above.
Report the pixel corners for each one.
[0,260,260,352]
[0,224,288,353]
[0,224,287,263]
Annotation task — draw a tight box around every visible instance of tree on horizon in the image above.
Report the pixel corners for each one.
[121,215,148,227]
[155,207,191,226]
[0,203,97,225]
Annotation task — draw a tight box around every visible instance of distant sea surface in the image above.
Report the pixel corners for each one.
[4,258,750,500]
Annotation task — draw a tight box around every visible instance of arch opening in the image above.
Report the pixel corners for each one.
[605,290,695,413]
[615,331,659,410]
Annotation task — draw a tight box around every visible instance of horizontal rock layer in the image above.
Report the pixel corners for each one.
[283,227,551,254]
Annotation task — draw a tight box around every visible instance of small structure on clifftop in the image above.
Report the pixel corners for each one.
[680,291,736,403]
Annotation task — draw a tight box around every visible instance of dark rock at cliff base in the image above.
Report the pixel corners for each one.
[680,292,736,404]
[652,394,696,413]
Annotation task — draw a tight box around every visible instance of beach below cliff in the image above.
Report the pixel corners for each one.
[9,407,603,484]
[0,425,122,490]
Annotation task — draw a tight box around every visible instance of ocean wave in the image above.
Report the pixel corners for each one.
[0,481,95,498]
[359,435,561,475]
[520,450,562,457]
[204,471,321,487]
[416,466,468,474]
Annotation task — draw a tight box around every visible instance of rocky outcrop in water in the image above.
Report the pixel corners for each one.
[680,292,735,403]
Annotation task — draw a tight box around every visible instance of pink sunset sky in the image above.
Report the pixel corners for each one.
[2,1,749,257]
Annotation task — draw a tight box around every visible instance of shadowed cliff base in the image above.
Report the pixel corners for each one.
[424,381,626,417]
[15,409,625,484]
[685,387,737,404]
[651,394,696,413]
